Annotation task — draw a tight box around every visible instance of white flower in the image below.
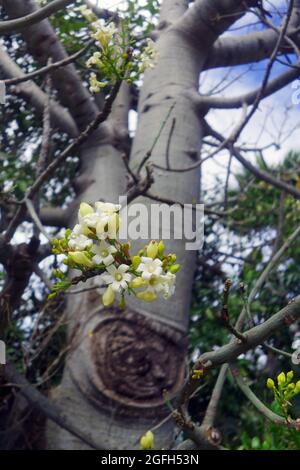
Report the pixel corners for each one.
[142,272,176,299]
[92,240,117,266]
[79,210,102,228]
[86,52,102,68]
[95,201,121,215]
[159,272,176,298]
[68,224,93,250]
[137,257,163,280]
[101,264,132,292]
[91,22,118,48]
[140,39,157,72]
[89,72,104,93]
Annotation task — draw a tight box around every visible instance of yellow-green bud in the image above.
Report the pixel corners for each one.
[157,240,165,256]
[287,370,294,381]
[287,383,295,391]
[146,241,158,259]
[277,372,286,387]
[69,251,93,268]
[140,431,154,450]
[138,249,145,256]
[137,290,157,302]
[295,380,300,393]
[132,255,141,270]
[102,285,115,307]
[107,213,120,238]
[170,254,177,263]
[79,202,94,217]
[266,378,275,390]
[129,277,146,289]
[169,263,180,274]
[192,369,204,380]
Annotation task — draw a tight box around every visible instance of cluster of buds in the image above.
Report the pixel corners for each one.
[191,368,204,380]
[267,371,300,418]
[78,5,157,92]
[50,201,180,308]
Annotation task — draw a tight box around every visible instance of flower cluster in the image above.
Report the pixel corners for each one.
[50,201,180,308]
[78,5,157,92]
[267,371,300,418]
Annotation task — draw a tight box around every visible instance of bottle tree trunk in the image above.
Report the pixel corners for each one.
[46,0,250,450]
[47,0,204,450]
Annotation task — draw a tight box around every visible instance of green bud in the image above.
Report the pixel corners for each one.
[295,380,300,393]
[266,378,275,390]
[157,240,165,256]
[146,240,158,259]
[170,254,177,263]
[140,431,154,450]
[129,277,147,289]
[132,255,141,270]
[102,285,115,307]
[277,372,286,387]
[69,251,94,268]
[47,292,57,301]
[137,290,157,302]
[287,370,294,382]
[169,263,180,274]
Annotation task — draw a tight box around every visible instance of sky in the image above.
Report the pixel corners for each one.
[88,0,300,190]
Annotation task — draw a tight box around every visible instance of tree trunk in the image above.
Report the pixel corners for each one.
[46,0,206,449]
[46,0,250,450]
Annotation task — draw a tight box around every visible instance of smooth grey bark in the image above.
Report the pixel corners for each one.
[46,0,261,450]
[0,0,100,132]
[205,0,300,69]
[0,45,78,137]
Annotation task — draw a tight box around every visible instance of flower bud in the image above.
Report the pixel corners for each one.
[169,263,180,274]
[266,378,275,390]
[140,431,154,450]
[170,253,177,263]
[287,370,294,381]
[157,240,165,256]
[102,285,115,307]
[138,249,145,256]
[277,372,286,387]
[132,255,141,270]
[69,251,93,268]
[137,290,157,302]
[146,241,158,259]
[129,277,146,289]
[295,380,300,393]
[107,213,120,239]
[79,202,94,217]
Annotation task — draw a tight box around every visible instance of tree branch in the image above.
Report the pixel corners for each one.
[189,65,300,109]
[206,123,300,200]
[0,0,74,34]
[195,295,300,370]
[176,0,259,47]
[0,45,78,137]
[4,362,113,449]
[1,0,99,131]
[205,1,300,69]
